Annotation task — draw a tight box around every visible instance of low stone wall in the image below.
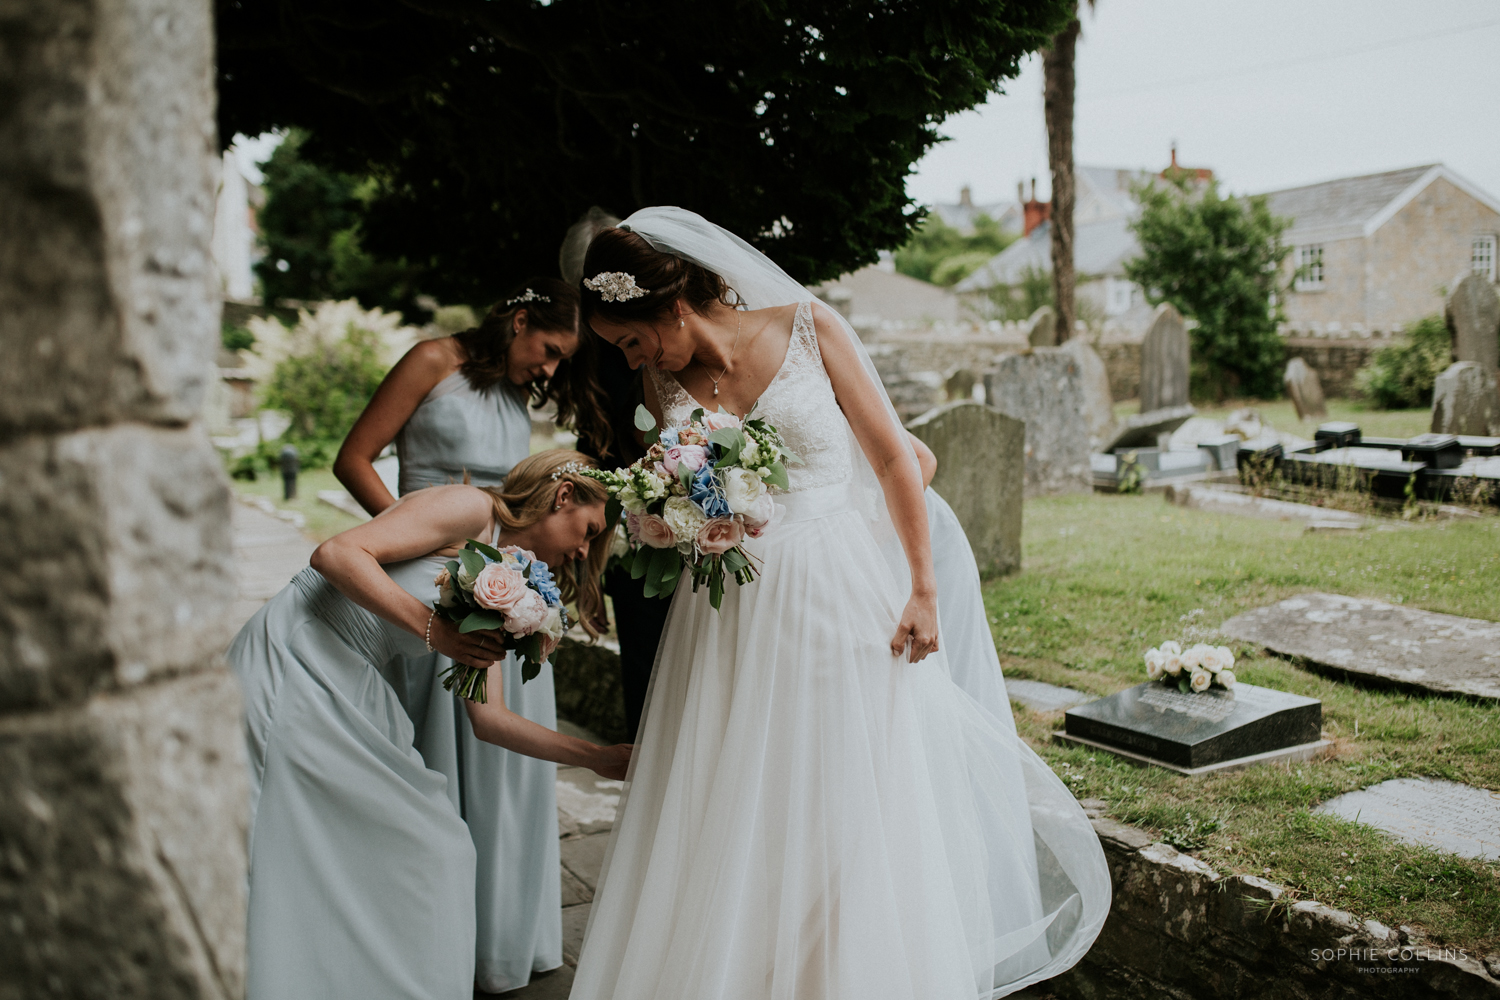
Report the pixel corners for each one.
[1049,814,1498,1000]
[1283,340,1382,399]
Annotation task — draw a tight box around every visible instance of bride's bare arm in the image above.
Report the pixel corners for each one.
[810,303,939,662]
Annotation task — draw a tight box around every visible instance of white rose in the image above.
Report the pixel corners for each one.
[1163,654,1183,677]
[1179,647,1202,672]
[723,466,767,514]
[540,605,565,641]
[1190,669,1212,693]
[1217,669,1236,690]
[1215,645,1236,671]
[1143,648,1165,680]
[1160,640,1182,657]
[456,561,479,589]
[662,496,707,542]
[740,438,761,466]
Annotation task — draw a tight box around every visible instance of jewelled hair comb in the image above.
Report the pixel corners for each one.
[583,272,648,302]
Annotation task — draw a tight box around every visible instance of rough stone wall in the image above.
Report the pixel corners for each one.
[0,0,247,996]
[1369,177,1500,332]
[1048,817,1498,1000]
[1283,341,1382,399]
[1279,235,1369,330]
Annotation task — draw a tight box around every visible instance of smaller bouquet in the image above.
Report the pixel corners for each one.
[433,540,570,702]
[1143,640,1237,693]
[583,404,797,609]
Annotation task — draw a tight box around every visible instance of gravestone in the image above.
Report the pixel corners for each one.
[1315,778,1500,861]
[1061,338,1117,451]
[1100,404,1197,452]
[1222,593,1500,700]
[1006,679,1095,714]
[1283,358,1328,420]
[907,401,1024,576]
[1026,305,1057,348]
[1139,303,1190,412]
[983,350,1091,498]
[1058,682,1325,773]
[0,0,247,995]
[1446,273,1500,375]
[944,367,977,401]
[1431,361,1500,436]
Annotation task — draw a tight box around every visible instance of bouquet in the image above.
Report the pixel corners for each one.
[1143,640,1237,693]
[583,404,796,609]
[433,540,570,701]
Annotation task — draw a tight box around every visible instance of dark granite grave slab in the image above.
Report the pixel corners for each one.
[1402,433,1463,469]
[1315,422,1361,448]
[1281,447,1425,499]
[1457,435,1500,456]
[1236,441,1283,472]
[1222,593,1500,700]
[1061,681,1322,770]
[1421,457,1500,504]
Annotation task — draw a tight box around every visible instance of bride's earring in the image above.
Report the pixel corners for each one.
[554,503,562,511]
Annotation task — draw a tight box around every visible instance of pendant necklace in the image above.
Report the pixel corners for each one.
[708,312,744,397]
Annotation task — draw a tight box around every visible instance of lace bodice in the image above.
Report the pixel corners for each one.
[647,301,853,493]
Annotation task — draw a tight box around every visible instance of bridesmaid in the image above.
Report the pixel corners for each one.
[333,278,611,993]
[230,450,629,1000]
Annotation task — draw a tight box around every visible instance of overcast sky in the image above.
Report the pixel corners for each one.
[907,0,1500,208]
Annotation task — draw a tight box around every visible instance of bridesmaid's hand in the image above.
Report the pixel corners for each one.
[429,616,505,668]
[891,592,940,663]
[590,743,633,781]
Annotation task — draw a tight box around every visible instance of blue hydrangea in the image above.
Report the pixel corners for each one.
[689,465,731,518]
[528,559,563,605]
[657,426,679,447]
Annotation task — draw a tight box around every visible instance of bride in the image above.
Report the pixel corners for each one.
[569,208,1109,1000]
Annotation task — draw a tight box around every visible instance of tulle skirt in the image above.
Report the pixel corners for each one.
[569,481,1109,1000]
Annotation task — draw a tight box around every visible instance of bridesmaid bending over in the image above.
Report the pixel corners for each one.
[334,277,610,992]
[229,450,628,1000]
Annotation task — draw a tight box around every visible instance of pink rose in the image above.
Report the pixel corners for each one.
[472,564,529,611]
[702,411,742,432]
[661,444,708,475]
[635,514,676,549]
[540,633,560,661]
[625,511,643,539]
[502,590,548,635]
[695,517,744,555]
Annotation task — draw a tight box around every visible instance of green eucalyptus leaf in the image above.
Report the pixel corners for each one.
[634,404,657,432]
[690,407,705,423]
[466,538,503,561]
[762,462,790,491]
[459,611,506,633]
[605,497,622,527]
[643,427,660,446]
[458,548,485,579]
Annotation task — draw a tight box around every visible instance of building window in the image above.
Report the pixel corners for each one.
[1295,244,1324,291]
[1473,235,1497,281]
[1104,276,1135,316]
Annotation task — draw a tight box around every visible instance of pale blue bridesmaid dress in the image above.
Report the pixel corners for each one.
[395,369,564,994]
[231,567,477,1000]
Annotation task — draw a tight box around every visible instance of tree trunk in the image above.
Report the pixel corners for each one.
[1043,16,1080,343]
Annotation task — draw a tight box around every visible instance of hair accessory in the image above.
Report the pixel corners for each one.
[506,288,551,306]
[550,460,588,480]
[584,271,648,302]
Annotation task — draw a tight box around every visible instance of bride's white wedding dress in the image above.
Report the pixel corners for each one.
[569,298,1109,1000]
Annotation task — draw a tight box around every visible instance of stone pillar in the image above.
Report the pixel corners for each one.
[907,401,1024,577]
[0,0,247,996]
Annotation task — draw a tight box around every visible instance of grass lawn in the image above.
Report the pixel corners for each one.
[1114,397,1432,441]
[988,492,1500,951]
[231,467,366,542]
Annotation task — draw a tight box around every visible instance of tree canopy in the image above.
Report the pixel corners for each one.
[217,0,1071,304]
[1124,176,1293,400]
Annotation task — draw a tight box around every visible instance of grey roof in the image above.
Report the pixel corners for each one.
[1261,165,1436,239]
[954,216,1141,291]
[929,200,1022,235]
[1077,166,1151,221]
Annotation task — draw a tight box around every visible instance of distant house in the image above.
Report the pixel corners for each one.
[816,264,959,331]
[929,186,1023,237]
[954,165,1159,325]
[1265,164,1500,335]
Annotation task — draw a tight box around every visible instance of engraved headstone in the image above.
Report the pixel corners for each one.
[983,350,1091,498]
[1221,593,1500,700]
[1315,778,1500,860]
[906,401,1024,576]
[1431,361,1500,437]
[1140,303,1190,412]
[1026,305,1057,348]
[1006,679,1095,714]
[1283,357,1328,420]
[1446,273,1500,376]
[1062,337,1117,451]
[1059,682,1324,773]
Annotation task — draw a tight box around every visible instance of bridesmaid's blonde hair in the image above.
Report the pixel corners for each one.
[482,449,611,632]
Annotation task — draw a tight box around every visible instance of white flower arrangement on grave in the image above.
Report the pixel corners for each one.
[1143,640,1237,693]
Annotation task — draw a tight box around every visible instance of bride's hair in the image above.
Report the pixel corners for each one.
[455,277,612,465]
[481,449,611,634]
[579,226,740,327]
